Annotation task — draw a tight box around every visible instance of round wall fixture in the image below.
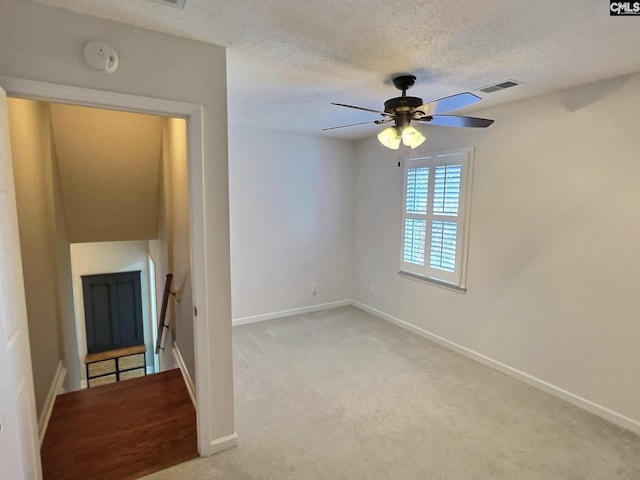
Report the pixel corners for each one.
[83,41,119,74]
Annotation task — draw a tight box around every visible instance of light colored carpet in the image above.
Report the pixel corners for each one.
[143,306,640,479]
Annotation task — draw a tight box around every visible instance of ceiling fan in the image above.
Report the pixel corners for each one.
[324,75,494,150]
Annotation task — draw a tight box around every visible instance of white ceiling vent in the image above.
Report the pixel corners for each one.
[150,0,186,9]
[478,80,522,94]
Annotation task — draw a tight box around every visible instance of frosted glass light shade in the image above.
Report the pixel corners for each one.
[377,126,401,150]
[401,125,426,149]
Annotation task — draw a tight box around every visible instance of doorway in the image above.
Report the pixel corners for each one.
[9,96,188,388]
[0,77,222,462]
[7,96,199,474]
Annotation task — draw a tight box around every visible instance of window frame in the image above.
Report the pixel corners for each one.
[399,148,474,291]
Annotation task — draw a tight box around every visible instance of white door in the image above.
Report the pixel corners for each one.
[0,87,42,479]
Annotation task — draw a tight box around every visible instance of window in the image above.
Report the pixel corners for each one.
[400,148,473,290]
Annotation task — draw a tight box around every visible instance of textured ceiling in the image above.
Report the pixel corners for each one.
[34,0,640,140]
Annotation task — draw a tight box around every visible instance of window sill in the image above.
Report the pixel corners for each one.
[398,271,467,294]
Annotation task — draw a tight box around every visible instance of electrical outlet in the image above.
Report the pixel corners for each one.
[312,281,318,296]
[369,282,376,295]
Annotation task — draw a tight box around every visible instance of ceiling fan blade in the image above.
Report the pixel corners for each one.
[331,103,393,116]
[414,92,481,116]
[417,115,494,128]
[322,119,392,131]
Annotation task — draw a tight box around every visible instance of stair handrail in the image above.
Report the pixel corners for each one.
[155,273,174,354]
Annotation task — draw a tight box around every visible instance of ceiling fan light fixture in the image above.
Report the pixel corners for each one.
[401,125,426,149]
[377,126,401,150]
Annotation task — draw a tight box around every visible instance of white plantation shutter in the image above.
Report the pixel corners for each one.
[400,149,473,288]
[403,166,429,265]
[433,165,461,215]
[430,164,461,273]
[404,218,426,265]
[430,220,457,272]
[405,167,428,214]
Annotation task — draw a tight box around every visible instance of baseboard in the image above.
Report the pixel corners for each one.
[39,361,66,444]
[232,299,352,326]
[351,300,640,436]
[209,432,238,455]
[173,346,196,407]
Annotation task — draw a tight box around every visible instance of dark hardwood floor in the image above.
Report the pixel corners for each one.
[41,369,198,480]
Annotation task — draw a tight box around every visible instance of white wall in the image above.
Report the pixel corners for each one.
[229,128,355,320]
[353,74,640,429]
[70,241,155,384]
[0,0,234,449]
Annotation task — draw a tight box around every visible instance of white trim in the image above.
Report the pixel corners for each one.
[38,361,66,444]
[184,106,214,457]
[172,346,196,407]
[351,300,640,436]
[232,300,352,326]
[398,270,466,294]
[0,76,213,456]
[0,76,198,117]
[210,432,238,454]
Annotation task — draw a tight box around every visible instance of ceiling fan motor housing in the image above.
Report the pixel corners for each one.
[384,96,423,114]
[386,75,423,116]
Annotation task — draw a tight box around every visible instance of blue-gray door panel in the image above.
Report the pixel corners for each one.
[82,271,143,353]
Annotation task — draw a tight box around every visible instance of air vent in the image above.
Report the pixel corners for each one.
[150,0,186,9]
[478,80,521,94]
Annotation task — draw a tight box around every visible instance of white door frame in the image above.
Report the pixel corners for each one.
[0,75,213,456]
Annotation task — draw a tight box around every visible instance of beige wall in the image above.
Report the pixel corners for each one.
[0,0,234,448]
[149,118,193,377]
[166,118,195,377]
[148,133,175,371]
[148,128,174,371]
[353,73,640,431]
[7,98,77,413]
[49,104,162,243]
[46,111,79,393]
